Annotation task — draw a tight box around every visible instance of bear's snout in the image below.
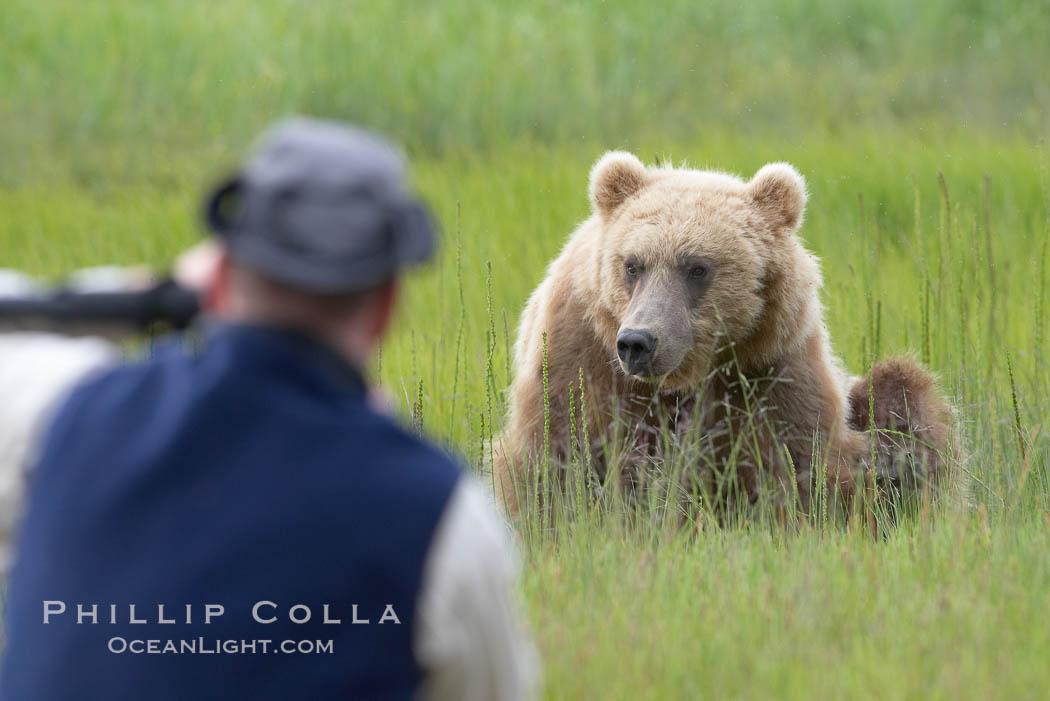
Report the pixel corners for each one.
[616,328,657,376]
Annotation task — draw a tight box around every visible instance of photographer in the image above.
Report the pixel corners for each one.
[0,118,536,701]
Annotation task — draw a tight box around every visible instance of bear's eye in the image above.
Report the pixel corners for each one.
[689,264,709,280]
[625,261,641,278]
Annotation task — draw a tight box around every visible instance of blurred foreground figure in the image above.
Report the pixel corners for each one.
[0,334,117,574]
[1,118,536,701]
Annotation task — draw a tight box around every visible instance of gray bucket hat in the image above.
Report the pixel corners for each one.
[204,117,436,294]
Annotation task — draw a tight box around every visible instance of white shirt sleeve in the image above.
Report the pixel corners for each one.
[414,479,540,701]
[0,333,118,577]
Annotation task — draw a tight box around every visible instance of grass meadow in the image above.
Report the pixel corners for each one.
[3,1,1049,698]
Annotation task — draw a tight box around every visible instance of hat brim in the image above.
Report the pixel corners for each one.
[204,175,244,235]
[391,201,438,265]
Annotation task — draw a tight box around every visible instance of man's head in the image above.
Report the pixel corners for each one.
[192,118,437,363]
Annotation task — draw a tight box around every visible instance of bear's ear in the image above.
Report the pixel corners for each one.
[748,163,807,233]
[589,151,648,219]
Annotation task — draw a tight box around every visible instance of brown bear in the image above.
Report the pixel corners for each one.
[494,151,961,516]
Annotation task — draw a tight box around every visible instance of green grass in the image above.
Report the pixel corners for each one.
[3,1,1050,698]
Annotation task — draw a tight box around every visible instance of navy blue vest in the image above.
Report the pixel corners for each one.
[1,324,461,701]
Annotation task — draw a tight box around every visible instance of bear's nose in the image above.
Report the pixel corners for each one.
[616,329,657,375]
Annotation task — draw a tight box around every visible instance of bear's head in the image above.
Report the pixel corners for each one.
[588,151,821,389]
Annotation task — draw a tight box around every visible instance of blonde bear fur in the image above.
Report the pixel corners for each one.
[494,151,958,515]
